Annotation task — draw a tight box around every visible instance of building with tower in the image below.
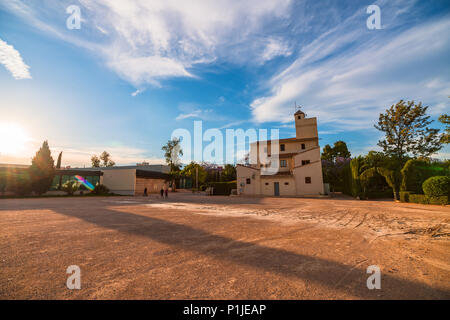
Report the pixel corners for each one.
[236,110,324,196]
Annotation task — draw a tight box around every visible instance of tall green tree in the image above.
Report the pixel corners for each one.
[56,152,62,168]
[91,155,101,167]
[162,138,183,172]
[29,141,55,195]
[439,114,449,144]
[162,138,183,190]
[321,141,351,161]
[321,144,334,161]
[99,151,115,167]
[56,151,63,190]
[91,151,115,167]
[374,100,442,161]
[180,162,207,189]
[222,164,237,181]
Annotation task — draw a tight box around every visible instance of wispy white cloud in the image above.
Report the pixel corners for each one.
[131,88,144,97]
[0,38,31,80]
[176,109,214,121]
[251,12,450,130]
[260,38,292,63]
[3,0,292,88]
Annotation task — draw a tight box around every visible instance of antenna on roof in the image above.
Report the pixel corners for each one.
[294,101,306,117]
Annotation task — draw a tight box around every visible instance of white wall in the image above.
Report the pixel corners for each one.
[261,177,296,196]
[101,169,136,195]
[293,161,324,195]
[236,165,261,195]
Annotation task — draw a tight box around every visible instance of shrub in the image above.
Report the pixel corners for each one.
[91,184,110,195]
[62,180,79,195]
[422,176,450,197]
[377,167,402,200]
[428,196,449,205]
[341,163,352,196]
[400,159,447,193]
[408,194,448,205]
[208,181,237,195]
[7,172,32,196]
[0,172,6,194]
[350,157,363,198]
[409,194,428,204]
[399,191,412,202]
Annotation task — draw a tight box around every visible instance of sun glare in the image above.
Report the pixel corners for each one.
[0,123,31,155]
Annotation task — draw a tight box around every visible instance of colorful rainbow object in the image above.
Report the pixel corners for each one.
[74,175,95,191]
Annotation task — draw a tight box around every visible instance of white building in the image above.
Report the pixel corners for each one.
[236,110,324,197]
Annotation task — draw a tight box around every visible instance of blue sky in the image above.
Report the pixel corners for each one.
[0,0,449,166]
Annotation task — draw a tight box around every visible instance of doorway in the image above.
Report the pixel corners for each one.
[274,182,280,196]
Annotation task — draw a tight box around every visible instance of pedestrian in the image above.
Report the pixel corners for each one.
[143,187,148,197]
[164,185,168,199]
[160,187,164,198]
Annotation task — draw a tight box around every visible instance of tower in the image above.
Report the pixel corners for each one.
[294,108,318,140]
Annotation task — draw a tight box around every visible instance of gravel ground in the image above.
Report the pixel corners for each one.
[0,193,449,299]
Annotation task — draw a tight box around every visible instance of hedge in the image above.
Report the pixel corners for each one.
[6,171,32,196]
[401,159,449,194]
[350,157,363,198]
[399,191,412,203]
[91,184,110,195]
[208,181,237,195]
[407,194,448,205]
[422,176,450,197]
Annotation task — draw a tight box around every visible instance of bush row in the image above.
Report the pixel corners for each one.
[207,181,237,195]
[400,192,448,205]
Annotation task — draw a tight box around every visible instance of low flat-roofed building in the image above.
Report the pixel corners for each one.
[60,165,171,195]
[0,163,171,196]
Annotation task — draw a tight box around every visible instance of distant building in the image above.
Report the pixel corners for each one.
[236,110,324,197]
[0,163,171,196]
[62,164,170,195]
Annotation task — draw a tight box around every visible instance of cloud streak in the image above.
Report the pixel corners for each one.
[3,0,292,87]
[250,3,450,131]
[0,38,31,80]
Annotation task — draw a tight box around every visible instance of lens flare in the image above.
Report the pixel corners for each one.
[74,175,94,191]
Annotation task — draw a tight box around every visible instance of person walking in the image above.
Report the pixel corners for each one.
[143,187,148,197]
[164,184,169,199]
[160,187,164,198]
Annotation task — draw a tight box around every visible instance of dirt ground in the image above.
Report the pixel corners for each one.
[0,193,449,299]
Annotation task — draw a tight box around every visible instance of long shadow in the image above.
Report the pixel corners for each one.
[37,202,450,299]
[0,198,448,298]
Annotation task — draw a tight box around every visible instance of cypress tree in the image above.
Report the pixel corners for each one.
[29,141,55,195]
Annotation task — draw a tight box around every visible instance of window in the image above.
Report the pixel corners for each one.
[265,182,269,186]
[284,182,289,185]
[305,177,311,184]
[280,160,287,167]
[246,178,251,184]
[301,143,306,150]
[298,116,301,119]
[280,144,285,151]
[302,160,310,166]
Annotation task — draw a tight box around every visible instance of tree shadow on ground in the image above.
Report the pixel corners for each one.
[45,203,450,299]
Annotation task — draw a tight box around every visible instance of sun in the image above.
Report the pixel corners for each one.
[0,123,31,155]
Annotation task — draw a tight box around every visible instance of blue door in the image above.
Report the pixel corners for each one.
[274,182,280,196]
